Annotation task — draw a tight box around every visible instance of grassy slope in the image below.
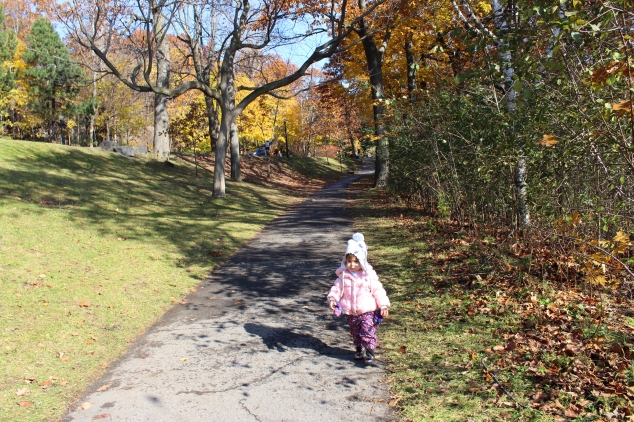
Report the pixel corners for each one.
[0,139,347,421]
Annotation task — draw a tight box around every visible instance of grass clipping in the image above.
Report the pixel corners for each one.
[0,139,344,421]
[352,179,634,422]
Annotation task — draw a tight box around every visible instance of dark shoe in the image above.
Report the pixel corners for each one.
[365,349,375,364]
[354,347,366,360]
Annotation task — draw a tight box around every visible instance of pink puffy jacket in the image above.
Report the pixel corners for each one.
[327,263,390,316]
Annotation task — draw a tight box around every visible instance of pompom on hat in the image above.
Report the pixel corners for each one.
[342,232,369,272]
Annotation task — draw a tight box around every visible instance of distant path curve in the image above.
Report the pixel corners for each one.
[63,159,396,421]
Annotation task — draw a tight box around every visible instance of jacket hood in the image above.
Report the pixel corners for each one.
[341,232,369,272]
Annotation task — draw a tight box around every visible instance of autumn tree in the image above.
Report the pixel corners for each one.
[64,0,388,197]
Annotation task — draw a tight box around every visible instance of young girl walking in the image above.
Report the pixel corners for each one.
[328,233,390,363]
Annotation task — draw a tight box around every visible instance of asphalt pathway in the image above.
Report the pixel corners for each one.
[63,160,396,421]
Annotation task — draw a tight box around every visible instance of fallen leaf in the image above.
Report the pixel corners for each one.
[93,415,110,420]
[60,380,68,386]
[85,340,93,345]
[79,402,92,410]
[61,356,70,362]
[388,397,402,407]
[399,345,407,354]
[492,345,505,352]
[564,406,581,418]
[18,401,31,407]
[180,357,189,361]
[38,274,45,279]
[39,380,51,387]
[71,332,79,336]
[538,134,558,147]
[79,302,90,308]
[96,384,111,392]
[15,388,29,396]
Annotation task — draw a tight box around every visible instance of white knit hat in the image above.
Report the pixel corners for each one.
[342,232,369,272]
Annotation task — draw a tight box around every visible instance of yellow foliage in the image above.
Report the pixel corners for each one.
[475,1,492,15]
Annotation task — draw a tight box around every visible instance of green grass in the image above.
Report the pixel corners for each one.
[0,138,345,421]
[352,182,553,422]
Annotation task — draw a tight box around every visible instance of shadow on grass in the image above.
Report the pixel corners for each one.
[0,142,304,274]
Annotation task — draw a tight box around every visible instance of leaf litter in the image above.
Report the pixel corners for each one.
[353,183,634,421]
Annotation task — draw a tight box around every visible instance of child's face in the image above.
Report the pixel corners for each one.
[346,255,362,272]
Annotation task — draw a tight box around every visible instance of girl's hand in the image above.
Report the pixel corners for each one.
[329,301,336,310]
[380,307,389,318]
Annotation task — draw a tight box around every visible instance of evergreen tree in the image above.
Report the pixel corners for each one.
[23,18,84,141]
[0,5,17,96]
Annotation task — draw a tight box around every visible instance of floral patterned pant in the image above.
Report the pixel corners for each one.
[346,312,377,350]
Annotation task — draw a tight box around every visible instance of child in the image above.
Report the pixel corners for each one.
[328,233,390,363]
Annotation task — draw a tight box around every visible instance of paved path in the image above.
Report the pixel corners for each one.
[63,161,396,421]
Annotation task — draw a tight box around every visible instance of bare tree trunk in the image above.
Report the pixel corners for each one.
[230,118,241,180]
[229,64,241,181]
[355,1,391,187]
[361,36,388,187]
[153,7,171,159]
[214,114,229,197]
[90,68,97,148]
[204,96,219,151]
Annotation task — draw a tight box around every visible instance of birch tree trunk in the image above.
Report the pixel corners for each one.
[405,40,417,101]
[491,0,529,227]
[153,7,171,160]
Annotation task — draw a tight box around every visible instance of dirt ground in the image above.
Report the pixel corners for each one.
[179,153,341,196]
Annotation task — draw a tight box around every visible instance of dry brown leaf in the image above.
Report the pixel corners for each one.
[18,401,31,407]
[399,345,407,354]
[612,100,632,112]
[79,402,92,410]
[93,415,110,420]
[96,384,111,392]
[537,134,558,147]
[15,388,29,396]
[39,380,51,387]
[78,302,90,308]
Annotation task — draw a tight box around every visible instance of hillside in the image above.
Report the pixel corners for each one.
[0,139,351,421]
